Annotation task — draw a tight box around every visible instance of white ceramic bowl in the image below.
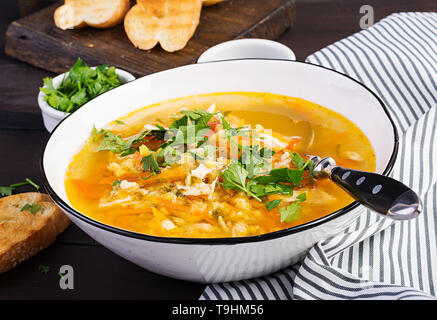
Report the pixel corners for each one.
[41,41,398,283]
[38,67,135,133]
[197,38,296,63]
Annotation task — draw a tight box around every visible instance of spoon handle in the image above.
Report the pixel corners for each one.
[330,166,422,220]
[308,156,422,220]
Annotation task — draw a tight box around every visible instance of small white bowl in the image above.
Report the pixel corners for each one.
[197,38,296,63]
[38,67,135,133]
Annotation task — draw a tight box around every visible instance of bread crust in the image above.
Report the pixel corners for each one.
[54,0,131,30]
[124,0,202,52]
[0,193,70,274]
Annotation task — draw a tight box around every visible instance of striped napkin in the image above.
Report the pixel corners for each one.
[201,12,437,300]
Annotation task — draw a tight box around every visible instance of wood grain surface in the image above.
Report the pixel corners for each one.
[5,0,296,76]
[0,0,435,300]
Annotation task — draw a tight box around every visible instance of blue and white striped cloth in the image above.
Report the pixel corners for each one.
[201,12,437,300]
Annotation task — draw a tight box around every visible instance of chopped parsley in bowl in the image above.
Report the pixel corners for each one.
[38,58,135,132]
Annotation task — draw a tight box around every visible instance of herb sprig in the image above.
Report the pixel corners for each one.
[141,154,161,174]
[40,58,121,113]
[0,178,40,197]
[93,107,314,224]
[279,193,307,223]
[21,202,42,214]
[220,163,262,202]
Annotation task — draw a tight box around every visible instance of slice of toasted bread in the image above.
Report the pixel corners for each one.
[54,0,131,30]
[202,0,227,6]
[124,0,202,52]
[0,192,70,274]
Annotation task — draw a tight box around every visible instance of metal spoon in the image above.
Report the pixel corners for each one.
[290,120,315,154]
[308,155,422,220]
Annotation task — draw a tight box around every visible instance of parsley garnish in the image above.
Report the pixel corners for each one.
[38,265,50,274]
[0,178,40,197]
[179,109,215,122]
[239,145,271,178]
[218,118,313,218]
[279,192,307,223]
[253,153,313,187]
[90,107,315,225]
[220,163,262,202]
[95,128,129,153]
[296,192,307,201]
[93,127,165,157]
[140,154,161,174]
[111,179,121,193]
[21,202,41,214]
[265,199,282,211]
[292,152,314,175]
[166,109,215,147]
[279,202,302,223]
[255,167,304,185]
[40,58,121,113]
[125,167,155,181]
[247,180,293,198]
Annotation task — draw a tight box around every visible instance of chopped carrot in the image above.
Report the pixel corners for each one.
[190,210,217,225]
[286,136,302,151]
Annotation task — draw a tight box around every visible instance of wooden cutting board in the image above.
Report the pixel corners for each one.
[5,0,296,77]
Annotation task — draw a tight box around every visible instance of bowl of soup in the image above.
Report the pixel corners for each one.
[41,48,398,283]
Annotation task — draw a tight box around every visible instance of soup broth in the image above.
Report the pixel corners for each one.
[65,92,375,238]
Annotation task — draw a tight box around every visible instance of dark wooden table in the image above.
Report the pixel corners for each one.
[0,0,434,300]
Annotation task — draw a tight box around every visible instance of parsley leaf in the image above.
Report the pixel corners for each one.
[40,58,121,113]
[38,265,51,274]
[96,129,129,153]
[220,163,262,202]
[279,192,307,223]
[93,127,165,157]
[255,167,304,186]
[0,178,40,197]
[111,179,121,193]
[279,202,302,223]
[21,202,41,214]
[120,130,154,156]
[180,109,215,122]
[221,163,247,190]
[291,152,307,169]
[266,199,282,210]
[253,153,313,186]
[0,186,13,197]
[221,116,250,137]
[170,109,214,131]
[291,152,314,178]
[166,109,215,149]
[140,154,161,174]
[296,192,307,201]
[260,147,276,159]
